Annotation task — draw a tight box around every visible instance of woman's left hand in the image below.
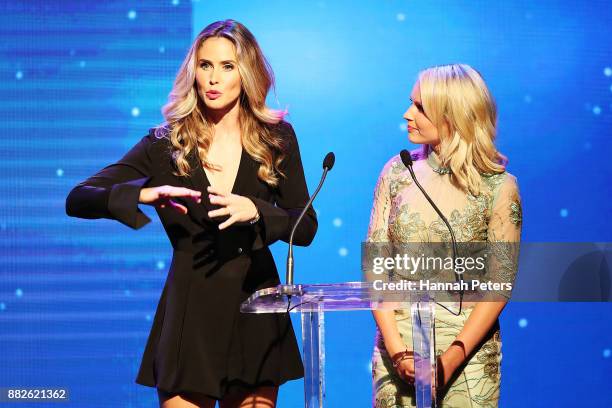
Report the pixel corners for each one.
[435,342,465,393]
[207,186,259,230]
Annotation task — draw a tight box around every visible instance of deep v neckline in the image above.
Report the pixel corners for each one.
[202,147,245,195]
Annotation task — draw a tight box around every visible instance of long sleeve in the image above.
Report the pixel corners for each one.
[488,173,522,242]
[486,173,522,297]
[249,123,318,247]
[369,160,404,356]
[446,174,523,362]
[65,134,154,230]
[366,160,393,243]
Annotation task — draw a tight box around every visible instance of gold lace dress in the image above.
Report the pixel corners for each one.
[368,151,522,408]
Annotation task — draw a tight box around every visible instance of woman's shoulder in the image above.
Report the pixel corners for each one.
[139,125,172,150]
[498,171,519,192]
[268,120,296,138]
[482,169,520,202]
[266,120,299,155]
[122,125,172,161]
[379,148,423,179]
[148,124,171,141]
[378,154,403,181]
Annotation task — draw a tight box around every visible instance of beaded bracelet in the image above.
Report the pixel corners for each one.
[249,210,260,225]
[391,349,414,368]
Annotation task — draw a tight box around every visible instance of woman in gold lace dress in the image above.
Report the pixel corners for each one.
[368,64,522,407]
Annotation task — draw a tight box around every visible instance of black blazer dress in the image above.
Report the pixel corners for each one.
[65,121,317,399]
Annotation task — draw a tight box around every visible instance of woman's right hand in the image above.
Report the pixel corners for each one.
[391,349,415,384]
[139,186,201,214]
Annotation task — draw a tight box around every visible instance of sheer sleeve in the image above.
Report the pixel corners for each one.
[488,173,522,242]
[366,159,393,243]
[486,173,522,298]
[65,133,155,230]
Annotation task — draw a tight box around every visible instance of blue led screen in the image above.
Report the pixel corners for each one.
[1,1,611,407]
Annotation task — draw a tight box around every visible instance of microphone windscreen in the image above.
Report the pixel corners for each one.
[323,152,335,170]
[400,149,413,168]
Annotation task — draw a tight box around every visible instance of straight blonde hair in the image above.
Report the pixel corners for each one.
[418,64,506,196]
[156,20,286,186]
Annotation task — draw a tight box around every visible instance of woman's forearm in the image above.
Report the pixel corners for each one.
[455,301,505,355]
[443,301,506,370]
[372,310,405,356]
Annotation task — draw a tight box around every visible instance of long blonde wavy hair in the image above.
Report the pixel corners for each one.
[418,64,506,196]
[155,20,286,186]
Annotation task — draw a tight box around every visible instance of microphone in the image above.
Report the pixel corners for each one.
[399,149,463,315]
[285,152,335,287]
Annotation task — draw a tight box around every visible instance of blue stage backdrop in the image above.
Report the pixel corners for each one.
[1,1,611,407]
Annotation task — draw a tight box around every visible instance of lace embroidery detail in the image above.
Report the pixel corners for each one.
[389,160,413,200]
[476,332,501,382]
[509,201,522,227]
[389,194,493,243]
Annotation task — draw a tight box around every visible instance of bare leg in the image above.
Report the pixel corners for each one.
[218,386,278,408]
[158,389,217,408]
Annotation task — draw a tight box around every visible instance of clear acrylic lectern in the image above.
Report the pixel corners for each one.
[240,282,437,408]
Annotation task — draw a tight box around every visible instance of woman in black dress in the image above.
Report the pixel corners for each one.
[66,20,317,408]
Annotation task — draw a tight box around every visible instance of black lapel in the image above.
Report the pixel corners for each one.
[182,146,254,220]
[185,148,209,195]
[181,149,215,223]
[230,147,251,195]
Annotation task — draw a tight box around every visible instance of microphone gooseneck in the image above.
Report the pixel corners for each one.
[399,149,463,316]
[286,152,335,287]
